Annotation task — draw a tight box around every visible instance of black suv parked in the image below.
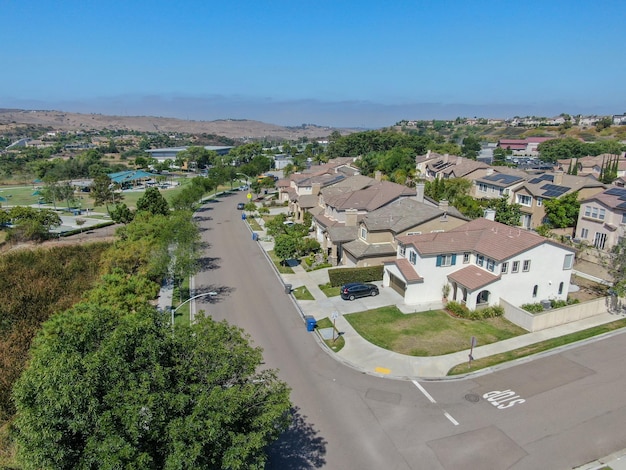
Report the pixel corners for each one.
[340,283,379,301]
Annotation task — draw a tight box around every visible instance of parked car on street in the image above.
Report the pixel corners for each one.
[340,283,379,301]
[237,202,245,210]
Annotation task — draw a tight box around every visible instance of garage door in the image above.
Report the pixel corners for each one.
[389,273,406,296]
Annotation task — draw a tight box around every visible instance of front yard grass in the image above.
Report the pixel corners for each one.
[247,217,262,231]
[267,250,294,274]
[316,317,345,352]
[345,306,527,357]
[292,285,314,300]
[447,317,626,375]
[319,282,341,297]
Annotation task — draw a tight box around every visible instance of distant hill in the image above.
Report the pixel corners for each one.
[0,109,362,141]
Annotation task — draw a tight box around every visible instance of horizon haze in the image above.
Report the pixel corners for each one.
[1,0,624,128]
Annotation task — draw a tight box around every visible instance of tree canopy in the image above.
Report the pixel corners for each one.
[13,306,291,469]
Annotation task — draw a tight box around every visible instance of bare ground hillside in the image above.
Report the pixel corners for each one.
[0,109,360,140]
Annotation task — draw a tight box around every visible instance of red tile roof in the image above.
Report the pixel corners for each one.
[386,258,424,283]
[447,265,500,290]
[396,218,564,261]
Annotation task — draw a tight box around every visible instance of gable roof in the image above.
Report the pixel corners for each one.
[581,186,626,211]
[396,217,573,261]
[384,258,424,284]
[324,180,416,212]
[447,265,500,290]
[362,197,467,233]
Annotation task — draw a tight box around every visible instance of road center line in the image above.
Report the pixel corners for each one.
[412,380,436,403]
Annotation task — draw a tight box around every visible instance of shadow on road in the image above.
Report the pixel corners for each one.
[197,256,221,271]
[266,407,327,469]
[194,285,233,303]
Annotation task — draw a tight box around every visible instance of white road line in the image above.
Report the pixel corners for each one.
[444,411,459,426]
[412,380,437,403]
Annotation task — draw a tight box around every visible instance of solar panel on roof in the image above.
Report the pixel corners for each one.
[485,173,521,184]
[529,174,553,184]
[616,202,626,210]
[606,187,626,197]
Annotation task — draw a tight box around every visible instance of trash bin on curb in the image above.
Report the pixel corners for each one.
[284,284,292,294]
[305,316,317,331]
[241,212,246,220]
[252,232,258,241]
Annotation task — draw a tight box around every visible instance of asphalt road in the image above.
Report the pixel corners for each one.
[193,193,626,470]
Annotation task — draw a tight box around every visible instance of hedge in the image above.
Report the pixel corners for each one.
[328,265,384,287]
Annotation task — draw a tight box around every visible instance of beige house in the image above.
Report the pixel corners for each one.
[576,187,626,251]
[311,176,417,265]
[341,197,468,267]
[510,172,606,229]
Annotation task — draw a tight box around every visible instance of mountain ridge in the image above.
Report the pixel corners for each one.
[0,108,363,141]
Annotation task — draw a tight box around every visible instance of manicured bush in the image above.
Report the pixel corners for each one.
[521,303,545,313]
[328,265,384,287]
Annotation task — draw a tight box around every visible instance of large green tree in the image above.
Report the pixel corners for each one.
[13,306,292,470]
[136,187,170,216]
[542,191,580,228]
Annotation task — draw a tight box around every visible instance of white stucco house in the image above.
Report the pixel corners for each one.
[383,217,576,310]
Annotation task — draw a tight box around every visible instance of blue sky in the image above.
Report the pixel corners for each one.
[1,0,624,128]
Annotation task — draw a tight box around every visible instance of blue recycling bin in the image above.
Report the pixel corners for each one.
[305,316,317,332]
[252,232,258,241]
[241,212,246,220]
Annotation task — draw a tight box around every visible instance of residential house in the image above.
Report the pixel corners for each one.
[384,217,575,310]
[576,187,626,251]
[509,171,606,229]
[558,154,626,180]
[471,168,527,200]
[420,153,491,180]
[311,176,417,265]
[341,196,468,267]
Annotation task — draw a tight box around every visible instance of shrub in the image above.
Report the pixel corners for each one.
[328,265,384,287]
[521,303,545,313]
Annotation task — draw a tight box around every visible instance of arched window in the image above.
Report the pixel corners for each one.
[532,285,538,298]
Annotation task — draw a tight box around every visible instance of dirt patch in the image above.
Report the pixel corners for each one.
[568,275,609,302]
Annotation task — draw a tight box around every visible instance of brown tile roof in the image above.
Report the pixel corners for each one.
[325,180,416,212]
[396,218,569,261]
[385,258,424,283]
[581,187,626,210]
[342,239,396,258]
[363,197,467,232]
[447,265,499,290]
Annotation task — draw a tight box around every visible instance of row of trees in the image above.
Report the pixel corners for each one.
[9,184,292,468]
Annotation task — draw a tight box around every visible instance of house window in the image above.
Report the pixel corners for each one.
[436,254,456,267]
[523,260,531,272]
[478,183,488,192]
[563,254,573,270]
[558,282,564,295]
[501,262,509,274]
[476,255,484,267]
[516,194,532,206]
[409,251,417,265]
[512,261,520,273]
[532,285,538,298]
[537,197,543,207]
[584,205,591,217]
[580,228,589,239]
[586,206,606,221]
[463,252,470,264]
[486,258,495,272]
[399,245,406,257]
[594,232,607,250]
[622,213,626,225]
[360,227,367,240]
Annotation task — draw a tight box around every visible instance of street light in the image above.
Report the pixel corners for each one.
[170,291,217,326]
[235,172,251,187]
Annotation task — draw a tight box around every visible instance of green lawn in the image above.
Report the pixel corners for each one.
[267,250,294,274]
[319,282,341,297]
[292,285,314,300]
[345,306,527,357]
[316,317,345,352]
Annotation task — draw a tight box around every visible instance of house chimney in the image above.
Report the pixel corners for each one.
[554,170,563,185]
[345,209,358,227]
[484,209,496,221]
[312,182,321,195]
[486,168,494,176]
[374,170,382,181]
[456,156,463,165]
[415,182,425,203]
[438,199,449,213]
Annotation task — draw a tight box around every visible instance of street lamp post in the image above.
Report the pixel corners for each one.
[236,172,250,188]
[170,291,217,326]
